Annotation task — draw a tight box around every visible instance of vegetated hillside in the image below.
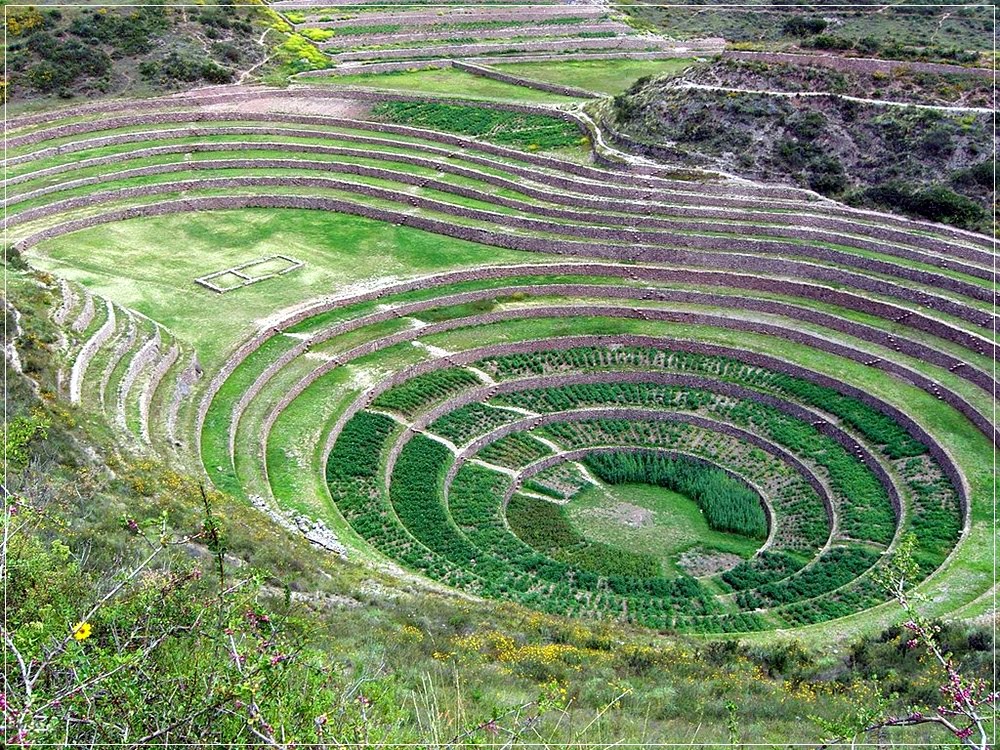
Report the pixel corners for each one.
[4,267,996,746]
[606,76,994,232]
[618,1,993,66]
[3,3,267,103]
[683,57,994,108]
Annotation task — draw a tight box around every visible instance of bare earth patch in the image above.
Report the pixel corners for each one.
[202,95,372,119]
[580,501,654,528]
[677,548,744,577]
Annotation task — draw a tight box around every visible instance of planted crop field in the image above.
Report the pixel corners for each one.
[11,29,994,644]
[271,0,722,84]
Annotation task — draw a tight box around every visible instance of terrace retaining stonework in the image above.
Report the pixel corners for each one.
[69,299,116,404]
[13,190,994,335]
[11,155,991,282]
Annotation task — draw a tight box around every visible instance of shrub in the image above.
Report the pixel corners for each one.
[850,181,987,229]
[299,27,335,42]
[806,34,854,51]
[68,7,169,57]
[807,155,848,194]
[274,33,329,72]
[23,33,113,93]
[788,110,827,141]
[950,159,995,191]
[782,17,827,36]
[142,52,234,85]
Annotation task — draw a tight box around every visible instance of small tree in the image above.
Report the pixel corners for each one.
[817,533,997,749]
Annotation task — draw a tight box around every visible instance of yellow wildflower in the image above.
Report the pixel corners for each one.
[72,622,92,641]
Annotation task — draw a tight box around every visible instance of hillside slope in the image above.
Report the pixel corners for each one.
[5,267,996,746]
[603,62,994,232]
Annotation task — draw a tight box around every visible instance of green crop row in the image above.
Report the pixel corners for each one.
[372,102,586,150]
[476,431,553,469]
[735,546,881,609]
[428,403,524,445]
[372,368,482,418]
[323,411,906,630]
[495,382,897,544]
[478,344,932,461]
[538,419,829,551]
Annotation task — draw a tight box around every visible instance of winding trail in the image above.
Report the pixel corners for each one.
[669,81,995,114]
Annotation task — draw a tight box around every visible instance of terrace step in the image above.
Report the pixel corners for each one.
[139,343,181,444]
[12,75,989,633]
[51,278,77,327]
[298,6,606,30]
[69,298,116,404]
[318,22,627,49]
[99,309,139,411]
[165,353,204,448]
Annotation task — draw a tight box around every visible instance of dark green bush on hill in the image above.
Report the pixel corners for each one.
[198,2,253,36]
[782,16,828,36]
[849,182,987,229]
[804,32,981,65]
[608,82,991,230]
[16,32,113,95]
[140,52,234,85]
[6,4,260,102]
[951,159,995,193]
[68,6,169,57]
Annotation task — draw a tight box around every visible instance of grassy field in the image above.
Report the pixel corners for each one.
[495,57,696,93]
[567,482,761,576]
[26,208,547,368]
[306,66,583,104]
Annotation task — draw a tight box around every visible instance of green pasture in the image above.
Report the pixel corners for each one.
[306,66,583,104]
[494,57,696,94]
[26,208,547,368]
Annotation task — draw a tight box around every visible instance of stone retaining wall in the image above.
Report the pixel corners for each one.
[69,299,116,404]
[11,157,990,282]
[12,189,995,331]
